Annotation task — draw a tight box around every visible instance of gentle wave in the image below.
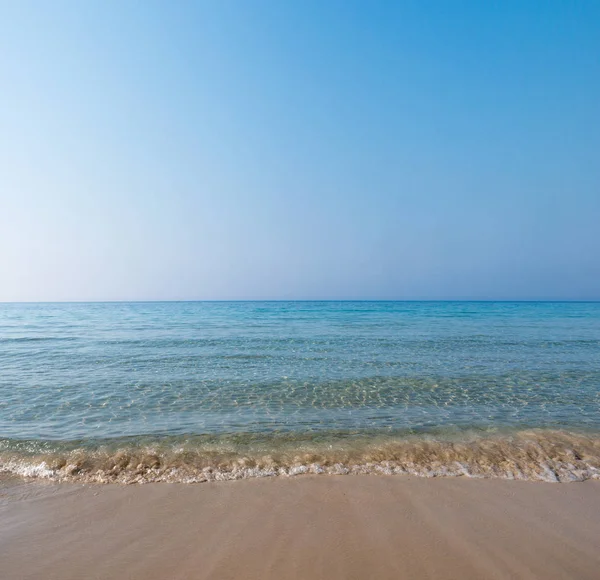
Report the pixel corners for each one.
[2,430,599,484]
[0,336,78,343]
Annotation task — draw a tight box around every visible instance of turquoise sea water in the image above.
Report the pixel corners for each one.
[1,301,600,483]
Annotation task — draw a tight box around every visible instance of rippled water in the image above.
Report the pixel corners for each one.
[1,301,599,482]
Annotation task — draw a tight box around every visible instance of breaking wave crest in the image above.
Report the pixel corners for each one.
[2,429,600,484]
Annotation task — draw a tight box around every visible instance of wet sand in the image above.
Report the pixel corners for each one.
[2,476,600,580]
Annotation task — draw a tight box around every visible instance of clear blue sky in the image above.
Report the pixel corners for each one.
[1,0,599,301]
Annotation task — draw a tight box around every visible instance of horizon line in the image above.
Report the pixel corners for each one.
[1,299,599,305]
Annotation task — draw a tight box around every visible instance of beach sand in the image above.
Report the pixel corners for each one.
[2,475,600,580]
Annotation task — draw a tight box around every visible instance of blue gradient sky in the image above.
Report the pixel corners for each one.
[1,1,599,301]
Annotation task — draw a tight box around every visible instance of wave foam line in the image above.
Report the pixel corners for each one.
[2,430,600,484]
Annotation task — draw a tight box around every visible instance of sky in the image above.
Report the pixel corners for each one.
[1,0,599,301]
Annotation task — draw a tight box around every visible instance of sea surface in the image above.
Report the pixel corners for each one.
[1,301,599,483]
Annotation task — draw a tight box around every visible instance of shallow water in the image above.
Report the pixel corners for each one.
[1,301,599,482]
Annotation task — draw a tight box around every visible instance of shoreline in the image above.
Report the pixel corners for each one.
[2,475,600,579]
[3,427,600,484]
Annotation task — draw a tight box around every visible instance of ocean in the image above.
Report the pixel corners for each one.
[1,301,599,483]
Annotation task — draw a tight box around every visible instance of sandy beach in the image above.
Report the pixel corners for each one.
[2,475,600,580]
